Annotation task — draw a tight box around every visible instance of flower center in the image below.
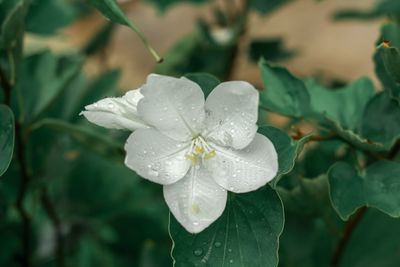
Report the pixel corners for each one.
[185,136,216,165]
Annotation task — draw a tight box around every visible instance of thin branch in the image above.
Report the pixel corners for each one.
[40,188,65,267]
[15,122,32,267]
[0,66,12,105]
[330,206,367,267]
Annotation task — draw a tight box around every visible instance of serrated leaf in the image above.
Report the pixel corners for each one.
[0,104,14,176]
[259,60,311,118]
[328,161,400,220]
[169,186,284,267]
[361,92,400,149]
[258,126,310,187]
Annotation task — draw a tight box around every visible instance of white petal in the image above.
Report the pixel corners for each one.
[138,74,205,141]
[204,81,259,149]
[164,166,227,233]
[124,128,191,185]
[80,89,148,131]
[205,133,278,193]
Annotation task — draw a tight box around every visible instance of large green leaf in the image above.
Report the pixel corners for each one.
[361,92,400,149]
[259,61,387,152]
[26,0,77,35]
[87,0,161,61]
[339,209,400,267]
[306,78,375,130]
[328,161,400,220]
[0,105,14,176]
[258,126,310,187]
[169,186,284,267]
[259,60,311,118]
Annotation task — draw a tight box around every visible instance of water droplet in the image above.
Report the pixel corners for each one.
[214,242,222,248]
[229,259,234,264]
[193,248,203,256]
[223,107,228,111]
[163,107,168,111]
[107,103,114,109]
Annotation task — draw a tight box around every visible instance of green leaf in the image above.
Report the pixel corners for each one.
[306,77,375,130]
[87,0,161,61]
[155,23,237,80]
[328,161,400,220]
[169,186,284,267]
[0,0,27,49]
[146,0,207,12]
[26,0,77,35]
[333,0,400,20]
[361,92,400,149]
[259,61,387,152]
[248,38,295,63]
[339,209,400,267]
[278,175,331,217]
[259,60,311,118]
[258,126,311,187]
[374,22,400,104]
[184,72,220,98]
[0,105,14,176]
[21,51,83,123]
[29,118,124,161]
[249,0,292,15]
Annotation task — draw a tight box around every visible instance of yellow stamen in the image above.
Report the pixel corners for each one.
[185,154,197,163]
[194,146,204,155]
[204,150,216,160]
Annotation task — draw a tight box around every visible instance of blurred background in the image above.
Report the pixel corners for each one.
[1,0,396,266]
[29,0,383,88]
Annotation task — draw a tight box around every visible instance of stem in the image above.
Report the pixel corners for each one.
[0,66,12,105]
[330,206,367,267]
[15,122,32,267]
[40,188,65,267]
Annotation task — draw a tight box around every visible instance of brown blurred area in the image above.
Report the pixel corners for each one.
[26,0,383,90]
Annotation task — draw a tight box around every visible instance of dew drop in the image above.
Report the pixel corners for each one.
[223,107,228,111]
[214,242,222,248]
[193,248,203,256]
[107,103,114,109]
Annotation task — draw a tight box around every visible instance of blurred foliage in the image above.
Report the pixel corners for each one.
[0,0,400,267]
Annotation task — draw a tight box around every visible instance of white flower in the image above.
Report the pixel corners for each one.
[81,74,278,233]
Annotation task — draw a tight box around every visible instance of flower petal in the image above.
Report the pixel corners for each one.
[164,166,227,233]
[80,89,148,131]
[205,133,278,193]
[124,128,191,185]
[138,74,205,141]
[204,81,259,149]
